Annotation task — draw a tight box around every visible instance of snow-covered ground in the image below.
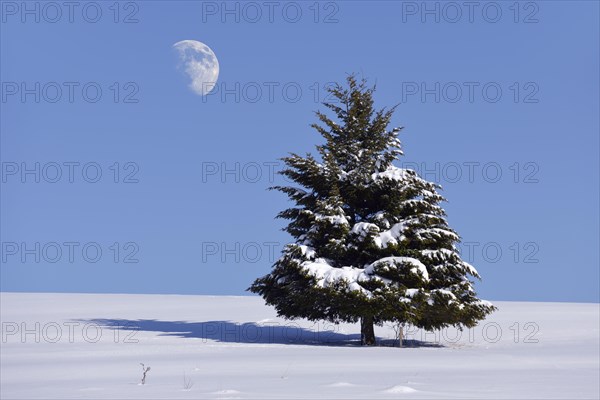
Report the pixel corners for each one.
[1,293,598,399]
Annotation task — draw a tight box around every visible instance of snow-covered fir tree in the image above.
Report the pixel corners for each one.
[249,76,495,345]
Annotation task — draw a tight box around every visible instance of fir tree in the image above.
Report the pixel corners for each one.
[249,75,495,346]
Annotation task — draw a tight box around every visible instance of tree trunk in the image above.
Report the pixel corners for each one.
[361,316,376,346]
[398,325,403,348]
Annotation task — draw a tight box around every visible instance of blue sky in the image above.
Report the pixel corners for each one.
[1,1,598,302]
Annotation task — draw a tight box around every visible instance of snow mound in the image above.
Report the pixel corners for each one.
[325,382,359,387]
[212,389,241,393]
[383,385,418,393]
[211,389,242,397]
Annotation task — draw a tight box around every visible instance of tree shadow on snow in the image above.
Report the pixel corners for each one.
[79,318,445,348]
[377,338,444,348]
[78,318,363,346]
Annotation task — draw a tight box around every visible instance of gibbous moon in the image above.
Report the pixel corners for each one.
[173,40,219,96]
